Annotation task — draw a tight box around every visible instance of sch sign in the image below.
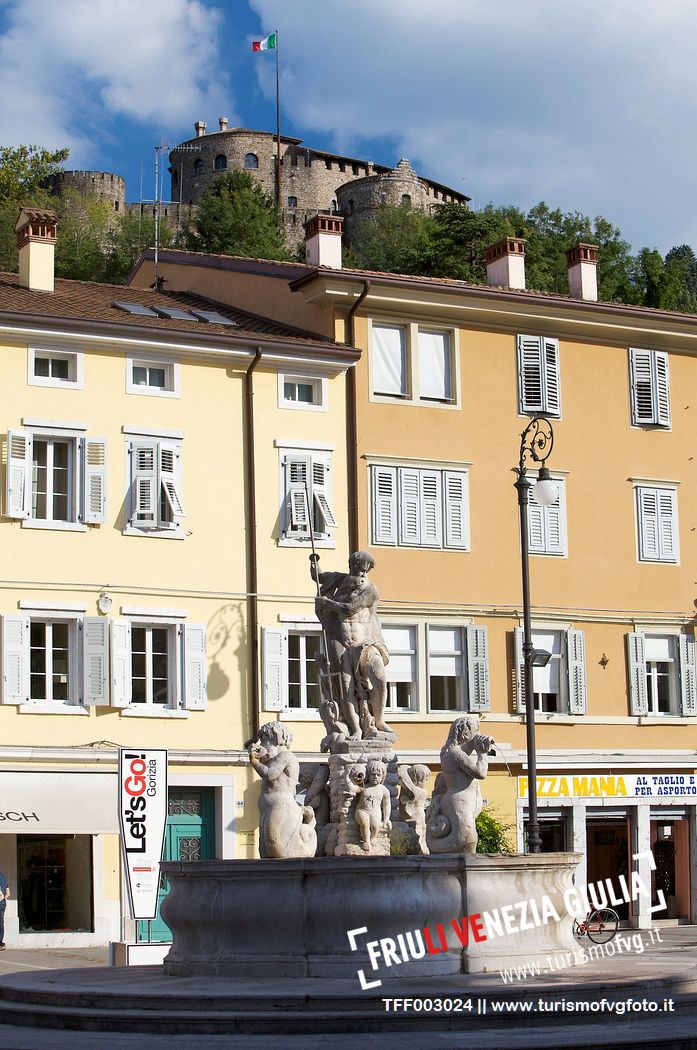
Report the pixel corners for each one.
[118,749,168,920]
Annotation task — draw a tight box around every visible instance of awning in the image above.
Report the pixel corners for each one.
[0,771,117,833]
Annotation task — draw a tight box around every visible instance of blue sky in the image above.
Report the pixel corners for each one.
[0,0,695,254]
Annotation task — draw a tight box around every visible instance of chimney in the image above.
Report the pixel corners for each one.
[15,208,57,292]
[566,243,599,301]
[485,237,526,290]
[194,120,207,137]
[304,214,343,268]
[218,117,228,132]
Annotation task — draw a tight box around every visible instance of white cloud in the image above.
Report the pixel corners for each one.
[0,0,236,164]
[249,0,697,250]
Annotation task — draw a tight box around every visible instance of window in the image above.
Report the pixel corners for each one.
[214,154,227,171]
[635,486,678,563]
[627,632,696,716]
[514,627,587,714]
[370,463,469,550]
[401,194,412,206]
[110,619,207,710]
[29,347,83,389]
[528,476,567,556]
[630,348,670,427]
[6,428,107,527]
[126,357,179,397]
[278,373,327,411]
[279,449,336,544]
[371,322,456,404]
[18,836,93,933]
[30,620,73,702]
[262,627,323,711]
[287,195,298,208]
[125,439,185,535]
[517,335,561,417]
[243,153,258,169]
[382,625,417,711]
[429,626,464,711]
[194,159,203,176]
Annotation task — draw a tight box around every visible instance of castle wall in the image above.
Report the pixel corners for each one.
[47,171,126,213]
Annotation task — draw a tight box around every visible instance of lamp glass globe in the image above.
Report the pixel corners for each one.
[532,477,558,506]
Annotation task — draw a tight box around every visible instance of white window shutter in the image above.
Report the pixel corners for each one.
[655,352,671,427]
[678,633,697,716]
[637,488,660,560]
[566,629,587,715]
[444,471,468,549]
[312,459,336,530]
[263,627,288,710]
[286,456,311,535]
[626,632,648,715]
[630,348,655,425]
[399,467,421,545]
[420,469,442,547]
[110,619,132,707]
[372,324,407,396]
[160,442,185,520]
[542,338,561,416]
[2,614,30,704]
[527,495,546,553]
[131,443,158,528]
[6,430,31,520]
[466,625,490,711]
[514,626,526,713]
[183,623,208,709]
[83,437,108,524]
[82,617,109,706]
[517,335,544,413]
[372,465,397,544]
[657,489,678,562]
[544,485,566,556]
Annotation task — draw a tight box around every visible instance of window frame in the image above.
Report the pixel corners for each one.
[28,617,78,706]
[126,356,180,398]
[28,346,84,390]
[634,483,679,564]
[123,429,185,540]
[130,622,176,709]
[368,459,471,551]
[629,347,671,429]
[514,625,587,716]
[368,318,460,408]
[2,607,95,713]
[382,623,419,713]
[626,629,695,718]
[516,334,561,418]
[112,614,207,715]
[277,442,336,548]
[277,372,327,413]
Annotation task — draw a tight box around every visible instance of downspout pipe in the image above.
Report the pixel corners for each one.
[245,347,263,741]
[346,280,370,553]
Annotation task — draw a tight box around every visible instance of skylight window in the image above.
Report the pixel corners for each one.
[112,301,158,317]
[112,301,236,326]
[188,309,237,326]
[152,305,197,321]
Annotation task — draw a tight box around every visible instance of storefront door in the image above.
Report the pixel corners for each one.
[586,818,631,920]
[136,788,215,943]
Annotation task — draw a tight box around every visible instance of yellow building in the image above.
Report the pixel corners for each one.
[0,210,354,948]
[133,222,697,928]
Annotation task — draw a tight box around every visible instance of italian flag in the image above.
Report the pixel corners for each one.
[252,33,277,51]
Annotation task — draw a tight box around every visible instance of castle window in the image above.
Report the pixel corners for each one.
[339,162,346,173]
[114,200,119,212]
[194,159,203,176]
[352,164,359,176]
[325,159,332,170]
[347,199,354,216]
[244,153,258,169]
[214,154,227,171]
[401,194,412,206]
[287,196,298,209]
[331,199,338,213]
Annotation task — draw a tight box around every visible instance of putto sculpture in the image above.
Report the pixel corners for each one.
[397,763,431,854]
[426,715,493,854]
[247,723,317,858]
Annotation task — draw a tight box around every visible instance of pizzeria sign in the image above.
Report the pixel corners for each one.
[518,773,697,799]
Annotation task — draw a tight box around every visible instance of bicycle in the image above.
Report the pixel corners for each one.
[572,907,619,944]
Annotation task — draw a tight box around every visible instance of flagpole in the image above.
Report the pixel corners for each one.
[275,29,281,208]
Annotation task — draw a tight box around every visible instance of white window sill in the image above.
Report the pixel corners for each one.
[638,715,691,725]
[638,558,679,565]
[372,542,470,553]
[22,519,86,533]
[28,378,82,390]
[276,709,321,720]
[279,400,327,413]
[370,393,461,410]
[123,525,185,541]
[121,707,189,718]
[18,703,89,715]
[126,387,179,399]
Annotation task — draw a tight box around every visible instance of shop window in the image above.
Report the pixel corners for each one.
[626,632,696,716]
[18,835,93,932]
[514,627,587,714]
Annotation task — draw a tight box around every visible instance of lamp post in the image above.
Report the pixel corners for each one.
[514,416,557,854]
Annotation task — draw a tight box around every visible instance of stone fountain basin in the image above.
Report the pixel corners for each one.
[161,852,580,977]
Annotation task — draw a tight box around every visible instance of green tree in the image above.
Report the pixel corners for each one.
[52,189,113,282]
[103,209,173,285]
[344,201,436,275]
[0,144,69,205]
[475,808,514,854]
[186,170,287,259]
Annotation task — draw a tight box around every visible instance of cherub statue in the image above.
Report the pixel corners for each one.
[398,763,431,853]
[426,716,493,854]
[354,759,391,853]
[247,722,317,858]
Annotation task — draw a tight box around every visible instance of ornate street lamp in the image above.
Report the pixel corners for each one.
[514,417,557,854]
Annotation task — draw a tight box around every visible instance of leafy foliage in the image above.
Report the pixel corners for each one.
[475,808,514,854]
[0,145,69,205]
[185,170,287,259]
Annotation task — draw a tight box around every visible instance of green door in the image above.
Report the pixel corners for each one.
[136,788,215,943]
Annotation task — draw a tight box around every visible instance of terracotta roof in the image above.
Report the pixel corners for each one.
[0,272,342,350]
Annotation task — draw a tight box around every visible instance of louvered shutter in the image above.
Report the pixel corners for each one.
[542,339,561,417]
[372,465,397,544]
[467,625,490,711]
[655,352,671,427]
[82,437,107,524]
[313,459,337,531]
[372,325,407,396]
[2,614,29,704]
[160,442,185,522]
[527,494,546,553]
[183,623,208,709]
[82,617,109,705]
[517,335,544,413]
[514,626,526,713]
[420,469,442,546]
[679,633,697,716]
[544,484,565,556]
[444,471,468,549]
[657,489,678,562]
[566,629,587,715]
[6,429,31,520]
[637,488,660,560]
[131,443,158,528]
[285,455,310,536]
[110,619,132,707]
[399,468,421,545]
[626,632,648,715]
[630,348,655,425]
[263,627,287,710]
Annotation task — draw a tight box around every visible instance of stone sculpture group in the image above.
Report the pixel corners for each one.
[247,552,493,859]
